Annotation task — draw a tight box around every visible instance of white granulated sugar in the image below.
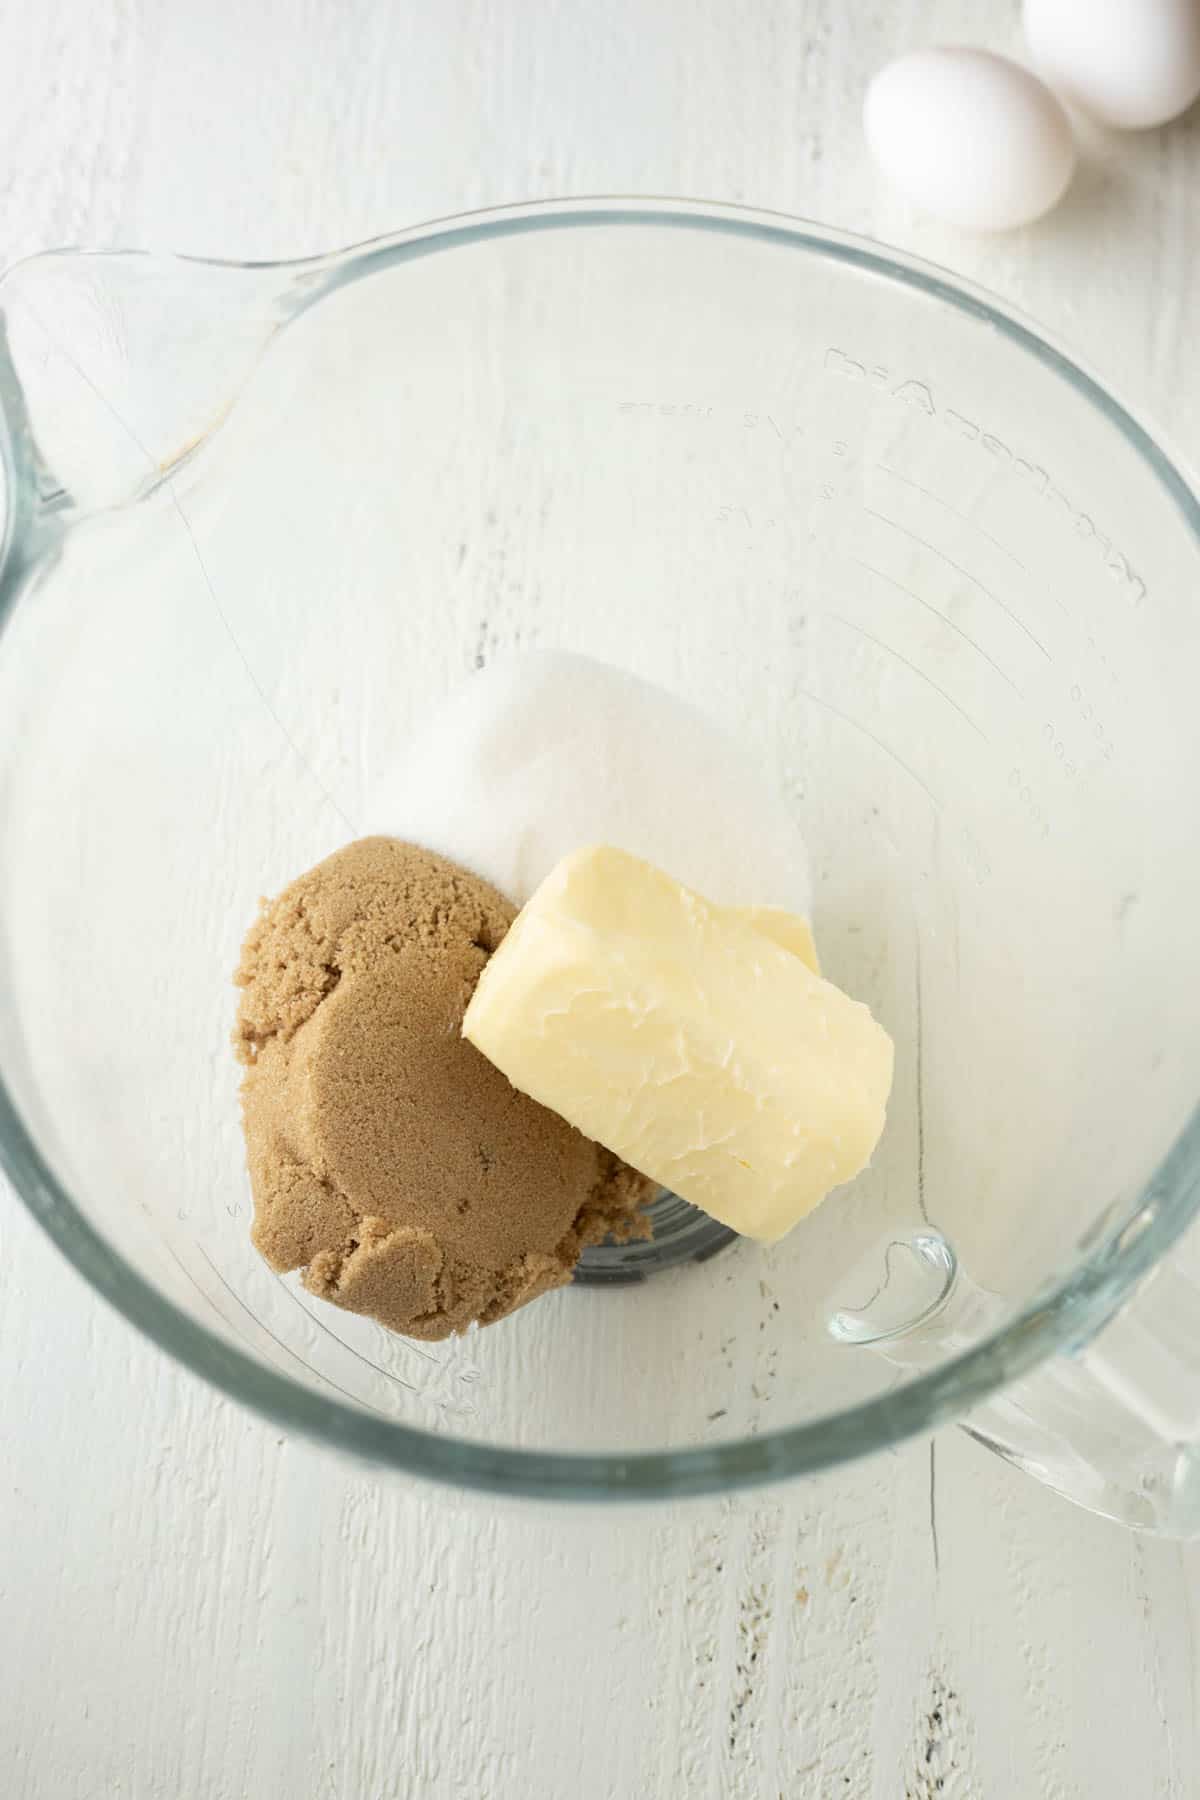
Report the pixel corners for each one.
[367,651,812,916]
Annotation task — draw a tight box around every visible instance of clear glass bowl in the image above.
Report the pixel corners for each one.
[3,200,1200,1519]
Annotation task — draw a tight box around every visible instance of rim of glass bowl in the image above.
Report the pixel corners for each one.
[2,197,1199,1502]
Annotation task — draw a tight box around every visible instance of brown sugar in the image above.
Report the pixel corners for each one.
[233,837,651,1339]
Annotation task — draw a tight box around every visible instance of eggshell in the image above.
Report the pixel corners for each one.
[864,48,1077,231]
[1025,0,1200,130]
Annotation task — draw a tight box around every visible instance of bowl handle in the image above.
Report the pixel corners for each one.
[0,249,313,525]
[855,1204,1200,1536]
[968,1224,1200,1535]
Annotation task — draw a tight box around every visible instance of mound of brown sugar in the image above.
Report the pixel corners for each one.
[233,837,651,1340]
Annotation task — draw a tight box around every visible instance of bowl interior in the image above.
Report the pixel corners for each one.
[3,206,1200,1491]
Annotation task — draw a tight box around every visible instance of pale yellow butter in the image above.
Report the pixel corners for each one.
[462,846,893,1243]
[727,904,820,975]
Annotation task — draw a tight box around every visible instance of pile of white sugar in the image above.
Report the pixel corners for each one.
[366,651,812,917]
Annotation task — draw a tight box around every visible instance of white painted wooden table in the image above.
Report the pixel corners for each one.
[2,3,1198,1794]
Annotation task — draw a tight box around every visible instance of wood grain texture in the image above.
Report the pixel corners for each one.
[1,1,1198,1794]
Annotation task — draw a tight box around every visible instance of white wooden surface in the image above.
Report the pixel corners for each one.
[2,3,1199,1794]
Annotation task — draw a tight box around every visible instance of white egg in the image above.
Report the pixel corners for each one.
[864,48,1076,232]
[1025,0,1200,130]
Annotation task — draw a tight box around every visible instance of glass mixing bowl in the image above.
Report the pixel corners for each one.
[3,200,1200,1527]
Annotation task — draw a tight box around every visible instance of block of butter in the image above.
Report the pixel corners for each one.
[462,846,893,1243]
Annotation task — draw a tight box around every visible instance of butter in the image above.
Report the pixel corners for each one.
[463,846,893,1243]
[727,904,820,975]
